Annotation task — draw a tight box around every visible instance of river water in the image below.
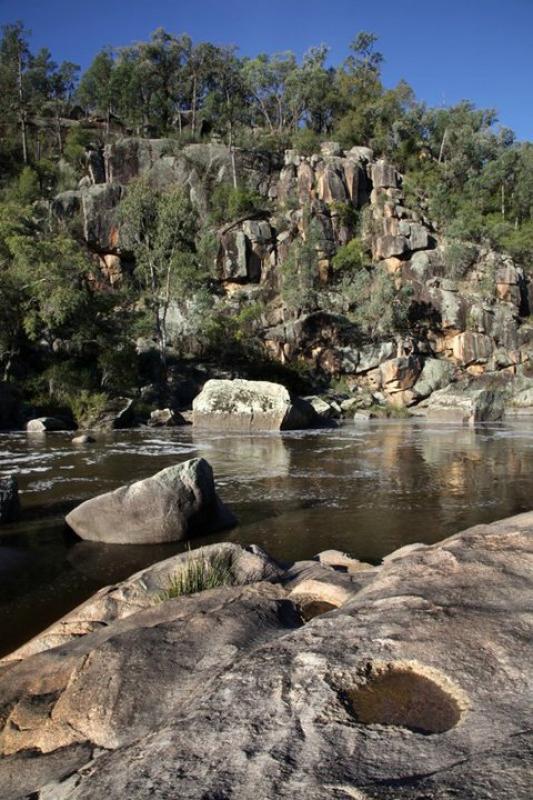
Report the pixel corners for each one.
[1,419,532,656]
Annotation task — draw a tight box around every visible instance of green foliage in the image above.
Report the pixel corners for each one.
[15,166,40,203]
[63,127,95,173]
[159,547,234,600]
[291,128,322,156]
[281,215,322,312]
[118,180,207,367]
[442,240,478,280]
[343,266,412,337]
[203,301,263,359]
[98,341,139,394]
[209,184,265,223]
[7,230,90,340]
[332,237,366,273]
[494,220,533,270]
[196,229,218,277]
[26,360,108,425]
[67,389,109,427]
[331,202,360,230]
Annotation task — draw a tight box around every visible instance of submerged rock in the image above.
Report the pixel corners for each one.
[71,434,96,445]
[65,458,236,544]
[192,379,318,431]
[0,475,20,523]
[0,513,530,799]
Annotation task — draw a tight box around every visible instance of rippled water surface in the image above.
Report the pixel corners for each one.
[1,419,533,655]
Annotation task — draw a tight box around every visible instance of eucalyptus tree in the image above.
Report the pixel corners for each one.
[0,22,32,163]
[76,48,116,132]
[118,180,202,372]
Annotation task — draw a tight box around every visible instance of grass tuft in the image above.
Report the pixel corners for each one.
[159,547,234,601]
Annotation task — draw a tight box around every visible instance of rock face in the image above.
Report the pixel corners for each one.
[65,458,236,544]
[0,475,20,523]
[0,513,531,800]
[48,136,533,417]
[192,379,318,431]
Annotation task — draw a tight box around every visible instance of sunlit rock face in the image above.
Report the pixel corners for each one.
[48,137,533,413]
[192,379,318,431]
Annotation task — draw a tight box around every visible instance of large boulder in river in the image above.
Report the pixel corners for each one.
[192,379,318,431]
[0,514,531,799]
[65,458,236,544]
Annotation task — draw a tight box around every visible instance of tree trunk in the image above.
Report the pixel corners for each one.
[17,49,28,164]
[56,109,63,155]
[438,128,448,163]
[255,95,273,132]
[191,75,197,135]
[501,183,505,220]
[148,253,167,385]
[227,93,238,189]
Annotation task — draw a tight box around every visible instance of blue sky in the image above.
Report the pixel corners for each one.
[1,0,531,140]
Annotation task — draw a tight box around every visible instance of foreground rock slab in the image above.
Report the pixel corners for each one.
[65,457,236,544]
[192,379,318,431]
[0,514,531,799]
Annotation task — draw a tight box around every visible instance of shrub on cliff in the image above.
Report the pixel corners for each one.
[209,184,265,224]
[343,266,413,338]
[332,237,366,273]
[281,215,322,313]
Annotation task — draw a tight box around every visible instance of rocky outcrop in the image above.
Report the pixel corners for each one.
[192,378,318,431]
[0,475,20,523]
[48,136,533,416]
[81,183,124,253]
[65,458,235,544]
[0,513,531,799]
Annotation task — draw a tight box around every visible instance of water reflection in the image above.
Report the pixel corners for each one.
[0,419,532,655]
